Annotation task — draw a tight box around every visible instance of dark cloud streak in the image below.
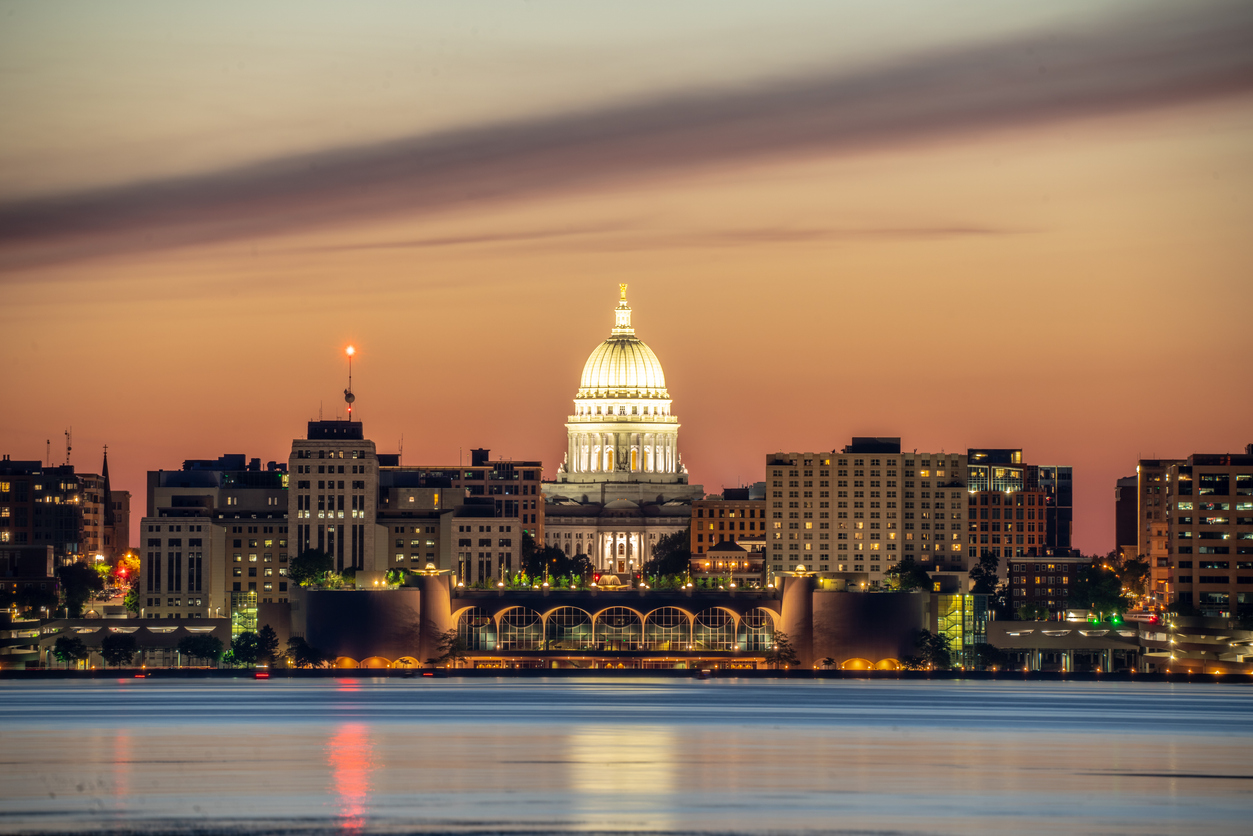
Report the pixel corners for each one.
[1,1,1251,270]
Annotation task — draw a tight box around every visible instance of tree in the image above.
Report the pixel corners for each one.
[903,629,952,670]
[426,627,468,668]
[521,532,593,582]
[1016,603,1049,621]
[100,633,139,668]
[1072,562,1131,620]
[972,643,1007,670]
[968,550,1000,595]
[1111,552,1150,600]
[885,557,932,592]
[177,634,225,665]
[256,625,280,663]
[231,632,260,666]
[643,528,692,578]
[52,635,89,667]
[114,553,141,587]
[820,656,835,670]
[57,562,105,617]
[123,583,140,615]
[16,585,58,616]
[286,636,329,668]
[763,631,800,669]
[288,548,334,586]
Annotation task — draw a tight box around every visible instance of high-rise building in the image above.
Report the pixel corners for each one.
[765,439,968,587]
[1028,465,1074,551]
[0,456,84,564]
[1163,450,1253,618]
[1114,475,1138,559]
[1137,458,1184,606]
[289,420,378,574]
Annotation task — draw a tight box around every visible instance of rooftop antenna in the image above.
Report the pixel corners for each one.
[46,439,51,467]
[64,428,72,466]
[344,345,356,422]
[399,434,404,466]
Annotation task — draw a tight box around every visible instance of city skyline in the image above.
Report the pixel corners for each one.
[3,1,1252,556]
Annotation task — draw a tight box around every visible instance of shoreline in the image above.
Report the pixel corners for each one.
[2,668,1247,683]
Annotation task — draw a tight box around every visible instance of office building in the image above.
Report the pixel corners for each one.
[1164,450,1253,618]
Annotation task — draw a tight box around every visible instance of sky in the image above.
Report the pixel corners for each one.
[2,1,1251,554]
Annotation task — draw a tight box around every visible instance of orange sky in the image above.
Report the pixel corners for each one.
[2,2,1252,554]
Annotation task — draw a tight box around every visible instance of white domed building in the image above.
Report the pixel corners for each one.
[543,285,703,575]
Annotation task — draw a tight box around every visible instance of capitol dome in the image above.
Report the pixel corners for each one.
[577,336,669,400]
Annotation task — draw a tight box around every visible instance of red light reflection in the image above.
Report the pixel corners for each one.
[327,723,373,832]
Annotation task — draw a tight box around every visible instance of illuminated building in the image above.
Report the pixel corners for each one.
[1162,449,1253,618]
[0,456,84,564]
[544,286,702,576]
[1007,553,1088,613]
[966,489,1050,562]
[139,454,289,623]
[766,440,969,587]
[691,488,767,557]
[1137,458,1184,605]
[292,573,991,671]
[378,448,543,584]
[289,420,379,575]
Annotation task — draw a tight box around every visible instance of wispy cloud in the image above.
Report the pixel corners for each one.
[1,0,1250,270]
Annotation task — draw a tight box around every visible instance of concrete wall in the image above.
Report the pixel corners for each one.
[301,589,423,662]
[810,591,929,666]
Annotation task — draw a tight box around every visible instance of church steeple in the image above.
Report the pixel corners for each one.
[102,446,116,528]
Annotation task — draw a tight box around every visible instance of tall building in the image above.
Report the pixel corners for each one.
[1114,474,1138,559]
[1163,450,1253,618]
[289,420,379,574]
[140,454,289,622]
[0,456,84,564]
[765,439,968,588]
[1028,465,1074,551]
[544,286,702,576]
[1137,458,1183,606]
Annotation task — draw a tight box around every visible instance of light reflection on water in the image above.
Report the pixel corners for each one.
[0,678,1250,835]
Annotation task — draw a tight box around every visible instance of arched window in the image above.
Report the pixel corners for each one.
[546,607,593,650]
[737,608,775,652]
[643,607,691,651]
[498,607,544,650]
[694,608,736,651]
[595,607,642,651]
[457,607,497,651]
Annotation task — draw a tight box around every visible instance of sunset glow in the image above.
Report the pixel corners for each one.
[2,1,1251,554]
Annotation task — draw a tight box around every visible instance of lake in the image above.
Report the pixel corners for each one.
[1,677,1250,835]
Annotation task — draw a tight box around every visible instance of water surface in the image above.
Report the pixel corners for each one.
[1,678,1249,835]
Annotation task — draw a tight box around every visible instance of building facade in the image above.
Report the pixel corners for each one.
[140,454,289,622]
[1164,451,1253,618]
[0,457,84,564]
[766,440,968,587]
[1008,553,1089,613]
[691,491,768,557]
[1138,458,1183,606]
[289,420,379,574]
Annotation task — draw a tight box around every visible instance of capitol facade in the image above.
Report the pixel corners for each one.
[543,286,702,575]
